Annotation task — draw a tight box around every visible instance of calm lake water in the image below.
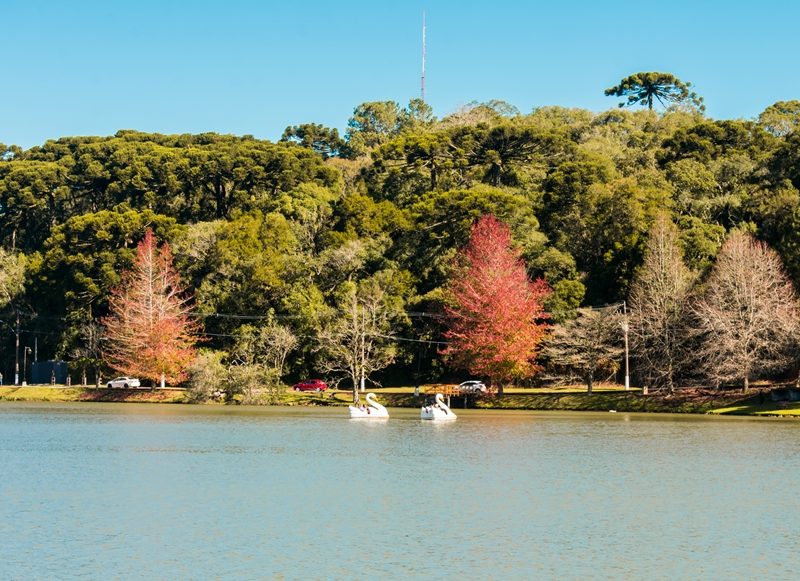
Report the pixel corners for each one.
[1,403,799,580]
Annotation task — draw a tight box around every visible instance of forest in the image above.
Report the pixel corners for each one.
[2,76,800,398]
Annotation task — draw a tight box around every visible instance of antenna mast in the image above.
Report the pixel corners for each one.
[421,10,426,102]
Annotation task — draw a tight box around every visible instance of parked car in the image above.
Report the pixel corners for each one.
[107,377,141,389]
[458,380,487,394]
[292,379,328,392]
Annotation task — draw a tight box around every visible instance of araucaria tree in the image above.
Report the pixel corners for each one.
[605,72,705,112]
[442,215,551,392]
[628,216,695,392]
[693,231,800,392]
[102,229,199,387]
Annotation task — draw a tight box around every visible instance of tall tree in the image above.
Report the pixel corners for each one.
[543,307,623,393]
[102,229,199,387]
[693,231,800,392]
[605,72,705,112]
[442,215,551,392]
[280,123,345,159]
[345,101,403,156]
[316,271,408,403]
[628,216,694,392]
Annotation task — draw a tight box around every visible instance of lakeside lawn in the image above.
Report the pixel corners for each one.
[2,383,799,417]
[0,386,187,403]
[709,402,800,416]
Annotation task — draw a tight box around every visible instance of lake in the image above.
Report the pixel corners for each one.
[1,403,798,580]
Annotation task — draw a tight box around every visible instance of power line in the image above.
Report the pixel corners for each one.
[373,333,448,346]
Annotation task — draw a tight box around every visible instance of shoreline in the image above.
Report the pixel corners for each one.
[1,385,797,417]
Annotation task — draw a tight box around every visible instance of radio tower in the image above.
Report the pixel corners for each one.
[421,10,426,102]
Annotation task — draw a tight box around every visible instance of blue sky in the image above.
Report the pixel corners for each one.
[2,0,797,148]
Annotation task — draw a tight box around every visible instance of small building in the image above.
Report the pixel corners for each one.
[30,361,69,385]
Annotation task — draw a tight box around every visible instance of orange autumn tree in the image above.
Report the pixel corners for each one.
[102,229,199,387]
[442,215,551,393]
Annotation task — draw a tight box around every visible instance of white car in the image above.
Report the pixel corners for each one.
[458,380,487,393]
[107,377,141,389]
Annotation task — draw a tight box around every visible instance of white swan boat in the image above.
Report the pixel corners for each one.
[348,392,389,419]
[420,393,457,421]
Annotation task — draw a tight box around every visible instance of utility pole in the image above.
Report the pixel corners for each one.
[22,346,30,386]
[14,310,20,386]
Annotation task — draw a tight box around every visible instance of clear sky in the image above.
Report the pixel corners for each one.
[2,0,798,148]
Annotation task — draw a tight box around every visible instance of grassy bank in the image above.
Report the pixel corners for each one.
[1,385,797,417]
[0,386,188,403]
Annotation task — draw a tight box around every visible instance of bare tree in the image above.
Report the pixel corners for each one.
[227,322,298,403]
[693,231,800,392]
[628,216,695,392]
[316,278,402,403]
[542,307,624,393]
[230,322,297,375]
[261,323,298,376]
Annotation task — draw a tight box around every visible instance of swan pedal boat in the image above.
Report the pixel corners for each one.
[348,393,389,419]
[420,393,457,421]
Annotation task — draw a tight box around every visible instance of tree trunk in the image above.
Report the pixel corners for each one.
[743,375,749,393]
[586,374,593,394]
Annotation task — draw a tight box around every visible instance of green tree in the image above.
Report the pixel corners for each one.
[605,72,705,112]
[346,101,403,155]
[758,100,800,137]
[346,99,435,157]
[32,209,181,322]
[745,182,800,282]
[405,185,547,294]
[280,123,345,158]
[186,211,303,335]
[0,160,70,250]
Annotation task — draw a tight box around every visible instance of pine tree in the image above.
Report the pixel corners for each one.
[102,229,199,387]
[442,215,551,392]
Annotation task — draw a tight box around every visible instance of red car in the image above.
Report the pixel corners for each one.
[292,379,328,392]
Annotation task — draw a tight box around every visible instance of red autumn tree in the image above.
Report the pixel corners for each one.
[102,229,199,387]
[442,215,551,392]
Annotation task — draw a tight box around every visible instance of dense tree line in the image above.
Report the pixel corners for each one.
[3,91,800,392]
